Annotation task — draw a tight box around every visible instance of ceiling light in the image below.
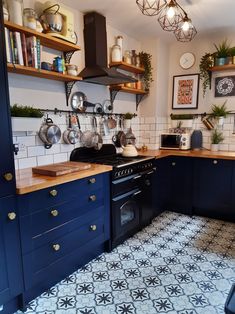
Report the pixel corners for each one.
[136,0,167,16]
[174,14,197,42]
[158,0,184,32]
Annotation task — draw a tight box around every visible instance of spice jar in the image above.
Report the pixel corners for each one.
[111,44,122,62]
[23,8,37,30]
[116,36,123,60]
[124,50,131,64]
[66,64,78,76]
[8,0,23,25]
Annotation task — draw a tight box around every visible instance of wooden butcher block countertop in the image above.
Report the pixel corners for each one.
[139,149,235,160]
[16,162,112,195]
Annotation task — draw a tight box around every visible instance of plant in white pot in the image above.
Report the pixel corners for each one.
[210,101,231,126]
[211,129,224,151]
[123,112,135,129]
[11,104,43,132]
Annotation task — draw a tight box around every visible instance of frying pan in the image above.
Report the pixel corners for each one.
[71,91,95,113]
[112,117,126,147]
[63,113,79,144]
[107,116,117,129]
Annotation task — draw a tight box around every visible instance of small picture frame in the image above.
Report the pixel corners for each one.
[172,74,199,109]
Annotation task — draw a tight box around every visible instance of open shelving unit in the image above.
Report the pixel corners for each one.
[4,21,82,105]
[208,64,235,88]
[109,61,145,74]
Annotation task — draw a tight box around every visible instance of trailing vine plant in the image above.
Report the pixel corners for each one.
[199,53,214,97]
[139,51,154,91]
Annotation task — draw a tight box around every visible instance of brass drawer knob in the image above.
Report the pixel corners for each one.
[89,178,96,184]
[90,224,97,231]
[3,172,13,181]
[53,244,60,251]
[51,209,59,217]
[213,160,218,165]
[89,195,96,202]
[49,189,58,197]
[8,212,16,221]
[172,162,176,166]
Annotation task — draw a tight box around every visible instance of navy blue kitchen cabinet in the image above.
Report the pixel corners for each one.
[0,5,23,314]
[193,158,234,222]
[153,156,193,215]
[17,172,110,307]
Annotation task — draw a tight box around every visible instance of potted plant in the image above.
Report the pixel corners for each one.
[11,104,43,131]
[139,51,153,91]
[211,129,224,151]
[229,46,235,64]
[199,52,215,97]
[214,39,231,66]
[123,112,135,129]
[210,101,231,126]
[170,114,195,128]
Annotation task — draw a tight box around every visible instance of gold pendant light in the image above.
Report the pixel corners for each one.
[174,13,197,42]
[136,0,167,16]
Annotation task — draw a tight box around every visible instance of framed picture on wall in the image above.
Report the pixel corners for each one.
[172,73,199,109]
[215,75,235,97]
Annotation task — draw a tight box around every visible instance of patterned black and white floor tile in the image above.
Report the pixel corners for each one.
[16,211,235,314]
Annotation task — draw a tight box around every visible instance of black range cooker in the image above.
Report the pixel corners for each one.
[70,144,155,250]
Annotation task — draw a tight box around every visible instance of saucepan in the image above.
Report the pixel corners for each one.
[71,91,95,113]
[39,116,61,149]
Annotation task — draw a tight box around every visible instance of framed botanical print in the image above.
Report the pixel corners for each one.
[172,74,199,109]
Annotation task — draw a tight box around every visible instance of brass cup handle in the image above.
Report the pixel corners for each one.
[90,224,97,231]
[53,244,60,251]
[3,172,13,181]
[172,162,176,166]
[51,209,59,217]
[89,178,96,184]
[50,189,58,197]
[8,212,16,220]
[89,195,96,202]
[213,160,218,165]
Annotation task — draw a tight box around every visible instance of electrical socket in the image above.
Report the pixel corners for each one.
[18,143,27,152]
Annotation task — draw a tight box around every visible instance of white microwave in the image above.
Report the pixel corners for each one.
[160,133,191,150]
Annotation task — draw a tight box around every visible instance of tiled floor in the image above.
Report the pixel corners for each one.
[17,211,235,314]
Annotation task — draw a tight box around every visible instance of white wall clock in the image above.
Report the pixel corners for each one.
[180,52,195,69]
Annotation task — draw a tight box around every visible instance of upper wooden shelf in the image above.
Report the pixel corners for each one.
[110,85,147,95]
[4,21,81,52]
[7,64,82,82]
[209,64,235,72]
[109,61,145,74]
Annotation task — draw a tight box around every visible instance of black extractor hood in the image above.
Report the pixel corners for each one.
[79,12,136,86]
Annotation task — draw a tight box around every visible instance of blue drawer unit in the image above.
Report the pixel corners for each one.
[18,172,111,307]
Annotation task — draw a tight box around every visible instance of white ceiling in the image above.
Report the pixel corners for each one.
[62,0,235,43]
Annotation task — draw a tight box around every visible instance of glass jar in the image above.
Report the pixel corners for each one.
[116,36,123,60]
[111,44,122,62]
[124,50,131,64]
[3,0,9,21]
[136,54,140,68]
[8,0,23,25]
[131,50,137,66]
[23,8,37,30]
[66,64,78,76]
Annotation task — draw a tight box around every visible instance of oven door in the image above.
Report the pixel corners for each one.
[112,188,141,245]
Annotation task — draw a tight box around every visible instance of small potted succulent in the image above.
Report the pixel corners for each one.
[123,112,135,129]
[11,104,43,131]
[210,101,231,126]
[211,129,224,151]
[214,39,231,66]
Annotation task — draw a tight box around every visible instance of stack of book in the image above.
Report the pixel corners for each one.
[4,27,41,69]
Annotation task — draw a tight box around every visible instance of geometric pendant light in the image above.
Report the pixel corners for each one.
[174,13,197,42]
[158,0,184,32]
[136,0,167,16]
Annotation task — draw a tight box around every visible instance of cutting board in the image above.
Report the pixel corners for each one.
[32,161,91,177]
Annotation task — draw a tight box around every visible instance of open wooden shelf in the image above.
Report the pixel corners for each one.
[209,64,235,72]
[110,85,147,95]
[7,64,82,82]
[4,21,81,52]
[109,61,145,74]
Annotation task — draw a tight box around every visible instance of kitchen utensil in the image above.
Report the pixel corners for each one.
[102,117,110,136]
[202,116,214,130]
[112,117,126,147]
[32,161,91,176]
[39,117,61,149]
[191,130,203,151]
[93,103,103,114]
[125,127,136,145]
[107,116,117,129]
[63,114,79,145]
[81,130,96,148]
[93,116,103,150]
[40,4,63,33]
[75,114,83,139]
[103,99,113,113]
[71,91,95,113]
[122,144,138,157]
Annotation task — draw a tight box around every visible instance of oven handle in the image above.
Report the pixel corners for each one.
[132,174,142,180]
[112,189,141,202]
[132,190,142,197]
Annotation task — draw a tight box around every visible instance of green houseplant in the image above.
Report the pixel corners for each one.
[199,53,215,97]
[139,51,153,91]
[229,46,235,64]
[214,39,231,66]
[211,129,224,151]
[123,112,135,128]
[210,101,231,126]
[11,104,43,132]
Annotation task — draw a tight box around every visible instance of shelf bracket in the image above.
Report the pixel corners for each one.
[136,94,146,110]
[65,81,75,106]
[110,89,119,105]
[64,51,75,64]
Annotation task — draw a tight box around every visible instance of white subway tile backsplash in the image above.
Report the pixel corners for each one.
[17,135,36,146]
[60,144,75,153]
[46,144,61,155]
[53,153,68,163]
[28,146,45,157]
[37,155,54,166]
[19,157,37,169]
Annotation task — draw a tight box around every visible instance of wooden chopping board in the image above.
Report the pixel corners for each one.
[32,161,91,177]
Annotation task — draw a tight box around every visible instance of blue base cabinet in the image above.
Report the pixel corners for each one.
[193,158,234,222]
[17,172,110,307]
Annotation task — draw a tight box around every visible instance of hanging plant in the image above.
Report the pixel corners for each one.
[139,51,154,91]
[199,52,214,97]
